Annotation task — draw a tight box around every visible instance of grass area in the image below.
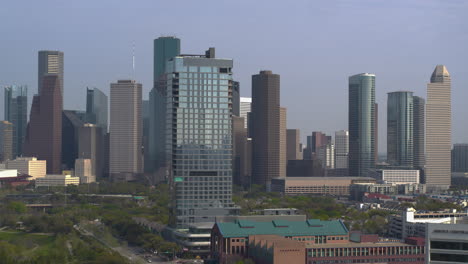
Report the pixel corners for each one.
[0,230,55,248]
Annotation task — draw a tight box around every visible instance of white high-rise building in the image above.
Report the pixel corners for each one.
[240,97,251,129]
[426,65,451,190]
[75,158,95,184]
[6,157,46,180]
[109,80,142,178]
[335,130,349,169]
[318,143,335,169]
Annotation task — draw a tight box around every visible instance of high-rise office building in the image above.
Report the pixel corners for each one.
[387,91,414,167]
[413,96,425,170]
[349,73,376,177]
[280,107,287,178]
[4,85,28,158]
[375,103,379,163]
[232,81,240,117]
[251,70,281,185]
[78,123,104,179]
[86,87,108,134]
[24,75,63,173]
[317,143,335,169]
[62,110,86,170]
[38,51,64,97]
[109,80,143,178]
[240,97,252,129]
[335,130,349,170]
[287,129,302,161]
[452,144,468,173]
[233,116,250,187]
[0,121,13,162]
[154,48,238,226]
[425,65,451,189]
[142,100,150,172]
[304,132,330,161]
[148,36,181,173]
[75,158,95,184]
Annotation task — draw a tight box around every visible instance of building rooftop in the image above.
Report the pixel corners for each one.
[306,241,416,249]
[216,219,348,238]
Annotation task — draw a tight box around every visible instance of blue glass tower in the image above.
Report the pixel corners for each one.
[4,85,28,157]
[348,73,376,177]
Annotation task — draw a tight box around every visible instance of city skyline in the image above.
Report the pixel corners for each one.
[1,1,468,151]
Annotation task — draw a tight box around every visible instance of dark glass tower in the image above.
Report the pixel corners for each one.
[348,73,376,177]
[4,85,28,158]
[387,91,414,167]
[148,37,181,173]
[413,96,425,170]
[86,87,108,134]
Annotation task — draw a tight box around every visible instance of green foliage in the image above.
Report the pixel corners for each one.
[7,201,27,214]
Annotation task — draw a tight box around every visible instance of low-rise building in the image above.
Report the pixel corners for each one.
[426,223,468,264]
[389,208,468,239]
[35,174,80,187]
[0,169,31,187]
[370,169,420,184]
[6,157,46,180]
[271,177,376,196]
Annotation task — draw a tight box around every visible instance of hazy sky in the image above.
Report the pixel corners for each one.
[1,0,467,152]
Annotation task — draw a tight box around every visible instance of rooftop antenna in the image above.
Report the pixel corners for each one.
[132,41,135,79]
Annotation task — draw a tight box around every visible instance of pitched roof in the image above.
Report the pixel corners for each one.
[216,219,348,238]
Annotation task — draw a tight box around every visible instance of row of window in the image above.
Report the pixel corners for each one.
[308,258,424,264]
[308,246,424,257]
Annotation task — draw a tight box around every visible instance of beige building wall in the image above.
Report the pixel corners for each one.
[280,107,287,178]
[6,157,46,180]
[35,174,80,187]
[75,158,95,184]
[426,65,451,189]
[109,80,143,176]
[287,129,302,161]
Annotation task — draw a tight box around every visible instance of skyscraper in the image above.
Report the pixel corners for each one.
[452,144,468,173]
[349,73,376,177]
[62,110,86,170]
[251,70,281,185]
[280,107,287,178]
[335,130,349,170]
[387,91,414,167]
[233,116,250,187]
[109,80,143,178]
[148,36,181,173]
[154,48,238,226]
[304,132,330,161]
[287,129,302,161]
[413,96,425,170]
[38,51,64,97]
[4,85,28,158]
[240,97,252,130]
[0,121,13,162]
[75,158,95,184]
[426,65,451,189]
[86,87,108,134]
[78,123,104,179]
[24,75,63,173]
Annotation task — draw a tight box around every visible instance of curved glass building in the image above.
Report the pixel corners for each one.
[387,91,414,167]
[348,73,376,177]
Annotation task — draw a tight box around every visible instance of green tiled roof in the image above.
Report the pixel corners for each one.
[216,219,348,238]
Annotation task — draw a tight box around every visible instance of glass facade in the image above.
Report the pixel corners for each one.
[348,74,375,177]
[387,91,413,167]
[86,87,108,134]
[4,85,28,158]
[157,55,236,226]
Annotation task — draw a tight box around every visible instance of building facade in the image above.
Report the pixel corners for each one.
[6,157,46,180]
[413,96,425,170]
[0,121,13,162]
[251,70,281,185]
[148,36,181,174]
[370,169,420,184]
[452,144,468,172]
[334,130,349,170]
[24,75,63,174]
[109,80,143,178]
[425,65,451,189]
[271,177,376,196]
[85,87,108,134]
[349,73,376,177]
[280,107,287,178]
[38,50,64,97]
[4,85,28,158]
[426,223,468,264]
[78,124,104,179]
[287,129,303,161]
[239,97,252,130]
[62,110,86,170]
[75,158,95,184]
[155,49,238,226]
[387,91,414,167]
[35,174,80,187]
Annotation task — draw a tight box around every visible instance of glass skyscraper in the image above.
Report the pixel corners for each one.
[4,85,28,157]
[387,91,414,167]
[155,48,237,226]
[86,87,108,134]
[348,73,376,177]
[148,37,181,173]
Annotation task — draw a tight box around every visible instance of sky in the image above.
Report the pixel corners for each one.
[1,0,467,152]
